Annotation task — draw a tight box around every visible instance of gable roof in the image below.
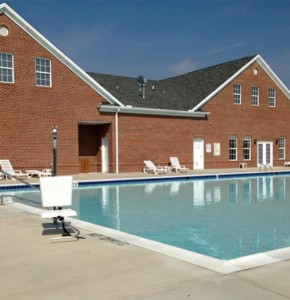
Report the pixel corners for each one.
[192,54,290,111]
[2,3,289,117]
[0,3,124,107]
[91,54,290,113]
[89,56,256,111]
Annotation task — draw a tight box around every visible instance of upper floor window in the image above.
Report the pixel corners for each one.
[36,58,51,87]
[229,136,237,161]
[251,86,259,106]
[0,52,14,83]
[243,137,251,160]
[269,88,276,107]
[233,84,241,104]
[278,137,285,160]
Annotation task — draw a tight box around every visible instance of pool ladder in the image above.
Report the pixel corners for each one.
[259,164,273,172]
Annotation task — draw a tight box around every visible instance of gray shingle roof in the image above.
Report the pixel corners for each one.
[88,55,256,111]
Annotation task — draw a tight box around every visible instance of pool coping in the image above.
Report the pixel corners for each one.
[1,169,290,191]
[6,201,290,275]
[3,170,290,274]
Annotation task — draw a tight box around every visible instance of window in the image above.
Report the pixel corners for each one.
[278,137,285,160]
[36,58,51,87]
[233,84,241,104]
[243,137,251,160]
[229,136,237,160]
[0,52,14,83]
[269,88,276,107]
[251,86,259,106]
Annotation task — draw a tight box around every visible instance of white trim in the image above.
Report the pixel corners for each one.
[256,55,290,99]
[99,105,209,118]
[191,55,290,111]
[0,3,124,107]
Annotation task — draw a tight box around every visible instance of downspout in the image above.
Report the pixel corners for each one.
[115,109,120,173]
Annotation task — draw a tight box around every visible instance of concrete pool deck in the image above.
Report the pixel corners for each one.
[2,167,290,299]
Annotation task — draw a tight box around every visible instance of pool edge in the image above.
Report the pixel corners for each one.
[8,201,290,275]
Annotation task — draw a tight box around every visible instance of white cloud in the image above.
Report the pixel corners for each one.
[170,58,198,76]
[203,42,244,57]
[54,22,114,59]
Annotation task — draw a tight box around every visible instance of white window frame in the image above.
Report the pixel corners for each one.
[278,137,285,160]
[269,88,276,107]
[233,84,241,105]
[229,136,238,161]
[243,137,251,160]
[251,86,259,106]
[0,52,14,83]
[36,58,51,87]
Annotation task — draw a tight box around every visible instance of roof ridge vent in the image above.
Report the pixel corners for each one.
[137,75,147,99]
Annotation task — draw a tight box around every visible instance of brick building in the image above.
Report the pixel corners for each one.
[1,3,290,174]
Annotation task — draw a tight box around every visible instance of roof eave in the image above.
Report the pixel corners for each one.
[256,55,290,99]
[99,105,209,118]
[0,3,125,107]
[191,55,259,111]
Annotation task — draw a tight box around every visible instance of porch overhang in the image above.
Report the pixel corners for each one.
[99,105,209,118]
[79,121,111,125]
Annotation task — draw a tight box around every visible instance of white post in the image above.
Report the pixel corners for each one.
[115,109,119,174]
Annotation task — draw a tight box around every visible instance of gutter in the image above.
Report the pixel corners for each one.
[99,105,209,118]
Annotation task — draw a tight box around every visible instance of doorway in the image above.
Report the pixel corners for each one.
[101,137,109,173]
[78,123,111,172]
[257,141,273,167]
[193,138,204,170]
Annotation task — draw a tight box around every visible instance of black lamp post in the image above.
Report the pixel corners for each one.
[52,125,58,176]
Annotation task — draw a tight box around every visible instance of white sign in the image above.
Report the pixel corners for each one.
[206,143,211,153]
[214,143,220,156]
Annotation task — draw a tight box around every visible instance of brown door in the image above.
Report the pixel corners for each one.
[80,157,90,173]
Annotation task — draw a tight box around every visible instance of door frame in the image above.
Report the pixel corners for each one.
[257,141,273,167]
[193,138,204,170]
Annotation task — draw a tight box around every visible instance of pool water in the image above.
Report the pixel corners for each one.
[5,175,290,260]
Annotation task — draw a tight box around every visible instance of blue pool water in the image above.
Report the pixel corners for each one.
[4,174,290,260]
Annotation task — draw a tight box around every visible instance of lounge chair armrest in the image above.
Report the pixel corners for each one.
[14,170,23,174]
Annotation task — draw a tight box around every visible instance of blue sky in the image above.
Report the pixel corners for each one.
[4,0,290,87]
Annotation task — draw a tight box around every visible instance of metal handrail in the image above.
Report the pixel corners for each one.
[1,170,40,190]
[259,163,273,172]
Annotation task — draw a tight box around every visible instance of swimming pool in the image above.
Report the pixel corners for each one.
[4,174,290,260]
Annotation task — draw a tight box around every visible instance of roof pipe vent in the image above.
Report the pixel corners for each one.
[137,76,147,99]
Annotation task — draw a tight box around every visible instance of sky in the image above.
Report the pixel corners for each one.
[3,0,290,87]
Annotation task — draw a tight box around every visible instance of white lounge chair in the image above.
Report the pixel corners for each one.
[40,176,79,241]
[25,169,52,178]
[284,161,290,167]
[143,160,167,174]
[0,159,30,179]
[170,157,189,173]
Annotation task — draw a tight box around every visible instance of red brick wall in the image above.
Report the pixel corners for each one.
[202,62,290,168]
[115,62,290,171]
[0,14,114,174]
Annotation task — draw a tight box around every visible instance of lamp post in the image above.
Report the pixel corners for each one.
[52,125,58,176]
